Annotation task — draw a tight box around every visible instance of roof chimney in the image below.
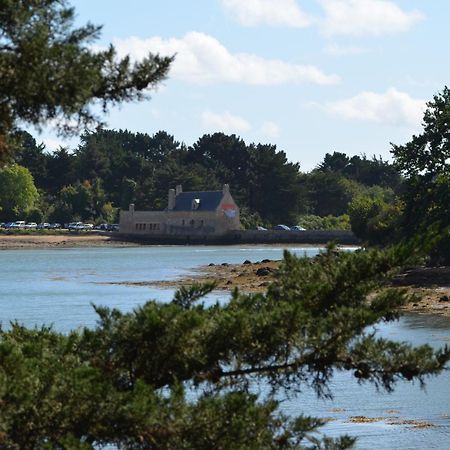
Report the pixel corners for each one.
[175,184,183,195]
[168,189,175,210]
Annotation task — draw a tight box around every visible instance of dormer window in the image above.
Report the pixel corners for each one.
[192,198,200,210]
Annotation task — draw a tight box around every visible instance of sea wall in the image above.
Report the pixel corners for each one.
[229,230,359,245]
[116,229,360,246]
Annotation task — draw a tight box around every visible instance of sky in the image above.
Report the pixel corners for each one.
[37,0,449,171]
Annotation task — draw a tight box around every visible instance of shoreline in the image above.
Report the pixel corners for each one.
[0,233,356,250]
[2,235,449,316]
[145,260,450,316]
[0,233,135,249]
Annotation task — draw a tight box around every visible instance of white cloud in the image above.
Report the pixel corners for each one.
[201,111,251,134]
[324,88,425,127]
[323,43,369,56]
[221,0,310,28]
[259,121,280,138]
[318,0,423,36]
[113,32,339,86]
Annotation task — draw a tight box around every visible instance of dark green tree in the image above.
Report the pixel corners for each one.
[45,146,76,193]
[317,152,401,189]
[317,152,350,173]
[302,172,360,217]
[11,131,48,188]
[248,143,302,224]
[0,0,172,161]
[391,86,450,262]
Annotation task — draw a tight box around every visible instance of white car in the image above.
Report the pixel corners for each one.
[10,221,26,228]
[68,222,86,230]
[291,225,306,231]
[25,222,38,229]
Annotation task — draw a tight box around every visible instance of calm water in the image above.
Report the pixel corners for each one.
[0,245,449,449]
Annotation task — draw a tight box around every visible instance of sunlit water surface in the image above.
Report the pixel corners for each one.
[0,245,449,449]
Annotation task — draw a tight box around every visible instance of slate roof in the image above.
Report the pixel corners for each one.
[172,191,223,211]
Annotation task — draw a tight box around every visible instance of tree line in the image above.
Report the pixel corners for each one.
[1,128,401,230]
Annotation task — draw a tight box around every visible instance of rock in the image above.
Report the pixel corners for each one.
[226,280,232,285]
[256,268,271,276]
[221,263,229,266]
[231,268,237,273]
[261,259,271,263]
[259,282,269,287]
[439,295,449,302]
[208,263,215,266]
[243,259,252,265]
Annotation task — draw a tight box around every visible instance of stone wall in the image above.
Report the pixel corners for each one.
[228,230,359,245]
[117,229,360,246]
[119,208,239,236]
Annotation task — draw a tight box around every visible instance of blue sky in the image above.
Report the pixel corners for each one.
[39,0,449,170]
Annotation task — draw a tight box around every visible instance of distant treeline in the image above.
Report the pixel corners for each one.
[2,129,401,229]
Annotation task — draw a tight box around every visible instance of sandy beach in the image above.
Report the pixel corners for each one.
[0,233,134,249]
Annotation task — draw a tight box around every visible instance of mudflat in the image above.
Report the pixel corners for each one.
[148,260,450,316]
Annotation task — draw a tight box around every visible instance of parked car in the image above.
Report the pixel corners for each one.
[256,226,267,231]
[68,222,86,230]
[272,224,290,231]
[49,223,61,229]
[10,221,26,228]
[37,222,50,229]
[291,225,306,231]
[25,222,38,229]
[94,223,109,230]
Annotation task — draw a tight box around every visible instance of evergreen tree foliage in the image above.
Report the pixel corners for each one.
[391,86,450,262]
[317,152,401,189]
[0,0,172,161]
[7,128,403,226]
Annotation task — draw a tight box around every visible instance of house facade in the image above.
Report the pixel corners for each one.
[119,184,241,238]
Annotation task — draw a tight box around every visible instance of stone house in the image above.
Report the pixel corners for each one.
[119,184,241,238]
